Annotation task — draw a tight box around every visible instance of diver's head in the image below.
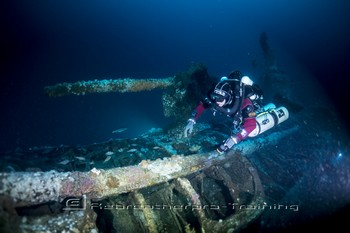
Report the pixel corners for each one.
[211,81,233,106]
[229,70,242,80]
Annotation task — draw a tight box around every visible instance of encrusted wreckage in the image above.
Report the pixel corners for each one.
[44,77,175,97]
[1,63,298,232]
[1,127,298,207]
[44,63,216,123]
[0,126,298,232]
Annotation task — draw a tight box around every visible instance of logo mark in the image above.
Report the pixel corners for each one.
[62,195,87,211]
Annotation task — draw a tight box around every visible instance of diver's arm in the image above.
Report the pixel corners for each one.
[191,98,211,120]
[184,97,212,137]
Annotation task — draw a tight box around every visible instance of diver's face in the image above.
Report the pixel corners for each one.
[216,99,226,107]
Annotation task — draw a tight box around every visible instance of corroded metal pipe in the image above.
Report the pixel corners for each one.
[44,77,175,97]
[0,126,298,207]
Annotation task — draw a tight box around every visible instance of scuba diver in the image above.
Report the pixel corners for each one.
[183,70,264,154]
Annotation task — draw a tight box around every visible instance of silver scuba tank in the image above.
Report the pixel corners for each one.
[248,103,289,137]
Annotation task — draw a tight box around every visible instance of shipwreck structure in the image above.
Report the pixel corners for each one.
[0,124,298,232]
[44,63,216,123]
[1,62,299,232]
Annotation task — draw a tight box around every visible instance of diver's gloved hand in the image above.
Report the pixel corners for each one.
[208,150,220,159]
[184,118,196,137]
[232,114,242,126]
[217,136,238,154]
[232,124,242,134]
[232,114,242,134]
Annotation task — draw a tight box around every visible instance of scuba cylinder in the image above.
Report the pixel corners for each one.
[248,103,289,137]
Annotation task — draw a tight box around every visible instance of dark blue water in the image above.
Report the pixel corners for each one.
[1,1,350,232]
[1,0,350,150]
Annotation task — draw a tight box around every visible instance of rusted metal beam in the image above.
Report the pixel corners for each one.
[0,126,298,207]
[44,77,175,97]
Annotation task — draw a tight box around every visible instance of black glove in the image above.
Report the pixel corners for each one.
[232,114,242,134]
[216,136,238,154]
